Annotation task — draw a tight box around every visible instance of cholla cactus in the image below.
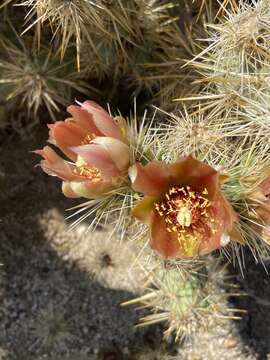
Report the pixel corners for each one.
[192,0,239,19]
[35,94,270,262]
[125,2,207,108]
[159,0,270,268]
[13,0,270,350]
[19,0,179,71]
[16,0,208,106]
[159,106,241,161]
[20,0,106,70]
[0,31,92,121]
[122,257,243,341]
[181,0,270,128]
[34,93,270,345]
[222,142,270,260]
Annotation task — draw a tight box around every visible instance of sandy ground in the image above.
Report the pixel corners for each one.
[1,128,270,360]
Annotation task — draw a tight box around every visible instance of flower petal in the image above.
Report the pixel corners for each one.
[71,144,120,178]
[257,199,270,223]
[132,196,159,224]
[216,192,237,231]
[34,146,79,181]
[81,100,122,140]
[130,156,219,199]
[150,210,181,258]
[199,192,239,254]
[259,176,270,197]
[67,105,103,137]
[129,161,172,196]
[199,236,221,255]
[62,182,80,198]
[69,178,115,199]
[92,136,130,172]
[49,119,87,161]
[199,223,226,255]
[167,156,219,199]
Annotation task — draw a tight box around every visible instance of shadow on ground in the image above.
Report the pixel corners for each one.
[230,252,270,360]
[0,130,176,360]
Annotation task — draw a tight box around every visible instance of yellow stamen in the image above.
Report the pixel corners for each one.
[154,184,215,257]
[73,155,101,180]
[81,133,96,145]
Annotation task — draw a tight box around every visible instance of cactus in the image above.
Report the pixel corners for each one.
[0,0,210,114]
[122,256,243,341]
[2,0,270,357]
[182,0,270,140]
[0,30,92,122]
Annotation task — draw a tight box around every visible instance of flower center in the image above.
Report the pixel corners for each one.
[155,185,213,256]
[73,155,101,181]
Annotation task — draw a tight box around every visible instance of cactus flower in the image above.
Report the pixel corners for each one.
[252,176,270,242]
[35,100,130,199]
[129,156,238,258]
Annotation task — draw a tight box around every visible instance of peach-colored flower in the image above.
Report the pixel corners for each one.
[252,176,270,242]
[35,100,130,199]
[129,156,238,258]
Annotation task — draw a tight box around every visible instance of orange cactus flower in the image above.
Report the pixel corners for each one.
[35,100,130,199]
[129,156,238,258]
[252,176,270,242]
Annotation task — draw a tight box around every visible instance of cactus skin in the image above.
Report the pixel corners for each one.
[122,256,244,341]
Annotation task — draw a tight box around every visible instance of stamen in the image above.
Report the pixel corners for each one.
[73,165,101,180]
[154,185,215,256]
[73,155,101,180]
[81,133,96,145]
